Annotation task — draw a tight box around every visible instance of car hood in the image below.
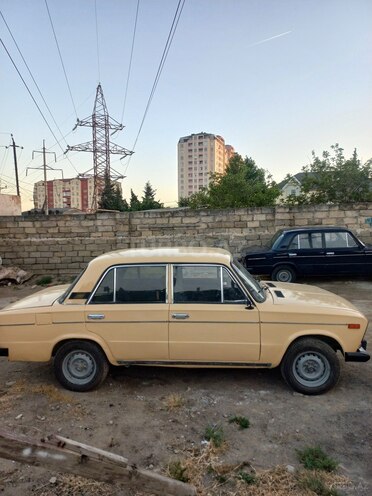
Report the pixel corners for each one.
[1,285,69,311]
[265,282,361,313]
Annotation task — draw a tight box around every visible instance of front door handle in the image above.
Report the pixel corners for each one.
[172,313,190,320]
[326,252,335,256]
[88,314,105,320]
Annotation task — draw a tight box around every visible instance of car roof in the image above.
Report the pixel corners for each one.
[279,226,351,234]
[71,247,234,293]
[90,247,233,267]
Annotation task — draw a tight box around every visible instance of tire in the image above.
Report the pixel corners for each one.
[280,338,340,395]
[272,265,296,283]
[54,340,109,392]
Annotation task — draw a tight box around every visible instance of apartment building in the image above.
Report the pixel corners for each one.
[33,176,122,212]
[178,132,235,199]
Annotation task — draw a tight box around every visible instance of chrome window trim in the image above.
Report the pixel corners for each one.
[88,263,168,305]
[171,263,252,305]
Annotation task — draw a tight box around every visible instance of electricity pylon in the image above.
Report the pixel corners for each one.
[66,84,133,211]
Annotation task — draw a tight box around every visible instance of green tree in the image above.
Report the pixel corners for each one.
[129,189,142,211]
[140,181,163,210]
[187,154,280,209]
[98,173,128,211]
[288,144,372,204]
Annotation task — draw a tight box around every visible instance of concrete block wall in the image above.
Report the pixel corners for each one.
[0,203,372,277]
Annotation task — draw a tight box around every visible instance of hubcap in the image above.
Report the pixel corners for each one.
[62,350,96,385]
[293,352,330,388]
[277,270,291,282]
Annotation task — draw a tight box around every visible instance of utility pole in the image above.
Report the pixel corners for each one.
[28,140,62,216]
[6,135,23,196]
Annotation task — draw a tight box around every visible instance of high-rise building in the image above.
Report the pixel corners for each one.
[33,177,122,212]
[178,132,235,199]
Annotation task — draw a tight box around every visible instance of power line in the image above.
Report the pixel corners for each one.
[124,0,186,174]
[120,0,140,123]
[0,11,80,175]
[44,0,78,119]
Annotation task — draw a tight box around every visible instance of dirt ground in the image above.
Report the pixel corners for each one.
[0,277,371,495]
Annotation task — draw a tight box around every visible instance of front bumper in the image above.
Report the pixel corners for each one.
[345,340,370,363]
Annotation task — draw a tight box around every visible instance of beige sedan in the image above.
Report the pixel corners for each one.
[0,247,369,394]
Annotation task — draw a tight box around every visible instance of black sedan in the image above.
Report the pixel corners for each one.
[241,226,372,283]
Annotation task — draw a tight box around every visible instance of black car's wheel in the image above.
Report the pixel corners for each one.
[54,340,109,392]
[272,265,296,283]
[280,338,340,395]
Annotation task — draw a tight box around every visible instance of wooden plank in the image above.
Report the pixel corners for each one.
[0,429,196,496]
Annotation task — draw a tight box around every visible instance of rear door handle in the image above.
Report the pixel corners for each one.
[172,313,190,320]
[326,252,335,256]
[288,253,297,257]
[88,314,105,320]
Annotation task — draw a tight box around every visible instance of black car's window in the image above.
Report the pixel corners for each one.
[325,232,358,249]
[288,233,311,249]
[90,265,166,304]
[173,265,221,303]
[311,232,323,248]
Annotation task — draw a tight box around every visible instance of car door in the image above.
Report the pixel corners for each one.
[85,264,169,362]
[323,231,366,276]
[169,264,260,362]
[281,231,326,277]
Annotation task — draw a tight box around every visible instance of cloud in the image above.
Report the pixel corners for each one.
[249,31,292,48]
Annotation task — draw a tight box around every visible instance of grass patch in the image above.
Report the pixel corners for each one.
[238,470,256,485]
[164,393,185,411]
[204,424,225,448]
[229,415,250,429]
[167,460,189,483]
[298,473,341,495]
[297,446,338,472]
[36,275,53,286]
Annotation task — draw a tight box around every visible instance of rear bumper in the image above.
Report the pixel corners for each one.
[345,340,370,363]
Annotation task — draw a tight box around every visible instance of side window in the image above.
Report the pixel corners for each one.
[311,232,323,248]
[116,266,166,303]
[222,269,246,303]
[173,266,221,303]
[90,265,166,304]
[325,232,357,249]
[90,269,114,303]
[288,234,311,249]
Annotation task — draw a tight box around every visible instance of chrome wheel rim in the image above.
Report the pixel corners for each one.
[292,352,330,388]
[62,350,97,385]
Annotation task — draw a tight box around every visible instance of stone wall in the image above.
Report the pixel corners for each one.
[1,203,372,277]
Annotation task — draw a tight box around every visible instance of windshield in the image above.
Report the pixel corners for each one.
[269,230,284,249]
[58,267,87,303]
[232,260,266,303]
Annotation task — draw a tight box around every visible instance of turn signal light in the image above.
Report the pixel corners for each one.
[348,324,361,329]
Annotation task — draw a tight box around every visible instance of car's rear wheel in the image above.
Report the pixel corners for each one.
[280,338,340,395]
[54,340,109,392]
[272,265,296,283]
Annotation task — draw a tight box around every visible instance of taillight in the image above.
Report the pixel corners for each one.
[348,324,361,329]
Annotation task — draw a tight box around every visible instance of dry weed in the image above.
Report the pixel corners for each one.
[164,392,185,411]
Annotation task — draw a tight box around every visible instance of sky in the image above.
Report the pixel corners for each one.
[1,0,371,211]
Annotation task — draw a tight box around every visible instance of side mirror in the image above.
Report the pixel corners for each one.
[245,299,254,310]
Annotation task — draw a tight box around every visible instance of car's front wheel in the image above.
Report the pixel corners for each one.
[280,338,340,395]
[272,265,296,283]
[54,340,109,392]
